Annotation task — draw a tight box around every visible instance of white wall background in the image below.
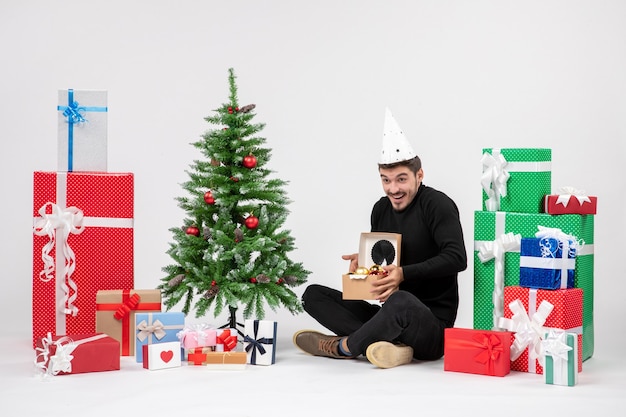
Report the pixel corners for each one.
[1,0,624,354]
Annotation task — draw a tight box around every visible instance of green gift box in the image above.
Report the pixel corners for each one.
[473,210,594,360]
[481,148,551,213]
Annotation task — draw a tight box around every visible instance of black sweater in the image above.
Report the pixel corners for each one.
[370,184,467,326]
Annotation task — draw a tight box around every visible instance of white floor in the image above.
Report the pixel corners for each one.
[1,321,624,416]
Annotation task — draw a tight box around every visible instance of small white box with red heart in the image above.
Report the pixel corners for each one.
[142,341,182,370]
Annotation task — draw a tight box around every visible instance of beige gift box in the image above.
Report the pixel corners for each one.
[95,289,161,356]
[342,232,401,300]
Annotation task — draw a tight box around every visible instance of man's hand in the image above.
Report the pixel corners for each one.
[341,253,359,273]
[370,264,404,302]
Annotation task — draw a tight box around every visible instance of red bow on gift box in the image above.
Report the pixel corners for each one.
[217,330,237,351]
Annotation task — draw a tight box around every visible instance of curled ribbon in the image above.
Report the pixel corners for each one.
[33,202,85,316]
[498,298,553,371]
[34,333,77,377]
[136,319,166,342]
[61,99,87,124]
[481,150,510,211]
[555,186,592,208]
[477,232,521,329]
[535,226,583,256]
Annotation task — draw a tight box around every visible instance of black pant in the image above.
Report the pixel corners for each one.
[302,284,446,360]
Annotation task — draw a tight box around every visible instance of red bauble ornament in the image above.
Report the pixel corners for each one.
[211,280,217,286]
[245,215,259,229]
[228,106,233,114]
[276,278,284,285]
[249,277,257,284]
[204,191,215,205]
[242,154,257,169]
[185,226,200,237]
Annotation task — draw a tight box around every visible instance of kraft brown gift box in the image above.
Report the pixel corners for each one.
[96,289,161,356]
[342,232,401,300]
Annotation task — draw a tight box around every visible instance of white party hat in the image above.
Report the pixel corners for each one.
[379,107,416,164]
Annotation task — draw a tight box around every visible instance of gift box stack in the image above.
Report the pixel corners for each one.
[178,319,278,369]
[32,89,139,375]
[470,148,596,386]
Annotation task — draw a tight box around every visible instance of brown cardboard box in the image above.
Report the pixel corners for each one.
[95,289,161,356]
[342,232,401,300]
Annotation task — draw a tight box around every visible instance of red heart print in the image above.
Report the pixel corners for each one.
[160,350,174,363]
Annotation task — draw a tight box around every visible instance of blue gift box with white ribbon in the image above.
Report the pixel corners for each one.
[57,89,108,172]
[135,312,185,362]
[519,237,576,290]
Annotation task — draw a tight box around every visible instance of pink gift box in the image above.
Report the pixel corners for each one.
[177,325,217,349]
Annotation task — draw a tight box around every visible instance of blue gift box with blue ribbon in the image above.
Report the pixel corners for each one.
[519,236,576,290]
[57,89,108,172]
[243,319,277,365]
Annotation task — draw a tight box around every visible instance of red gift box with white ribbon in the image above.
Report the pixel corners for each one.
[543,187,597,215]
[498,286,583,374]
[32,171,134,348]
[34,333,120,376]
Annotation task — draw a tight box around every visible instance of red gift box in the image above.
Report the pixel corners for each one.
[187,347,215,365]
[500,286,583,374]
[543,191,597,215]
[35,333,120,376]
[32,171,134,347]
[444,328,513,377]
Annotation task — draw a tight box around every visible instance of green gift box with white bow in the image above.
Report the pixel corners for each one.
[473,210,594,361]
[481,148,552,213]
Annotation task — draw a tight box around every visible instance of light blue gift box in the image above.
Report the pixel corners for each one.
[135,312,185,362]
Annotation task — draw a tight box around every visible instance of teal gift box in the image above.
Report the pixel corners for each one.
[481,148,551,213]
[543,331,579,386]
[473,210,594,361]
[135,312,185,362]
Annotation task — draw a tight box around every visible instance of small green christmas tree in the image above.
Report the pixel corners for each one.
[159,68,310,325]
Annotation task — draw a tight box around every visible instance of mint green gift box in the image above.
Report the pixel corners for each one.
[473,210,594,361]
[482,148,551,213]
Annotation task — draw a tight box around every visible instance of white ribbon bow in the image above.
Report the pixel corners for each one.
[542,329,574,383]
[33,202,85,316]
[136,319,166,342]
[556,186,592,208]
[481,150,510,211]
[34,333,77,377]
[498,299,554,370]
[34,333,107,377]
[478,232,521,329]
[177,323,214,346]
[542,329,573,361]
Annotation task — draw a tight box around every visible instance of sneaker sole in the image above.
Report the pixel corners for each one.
[366,341,414,369]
